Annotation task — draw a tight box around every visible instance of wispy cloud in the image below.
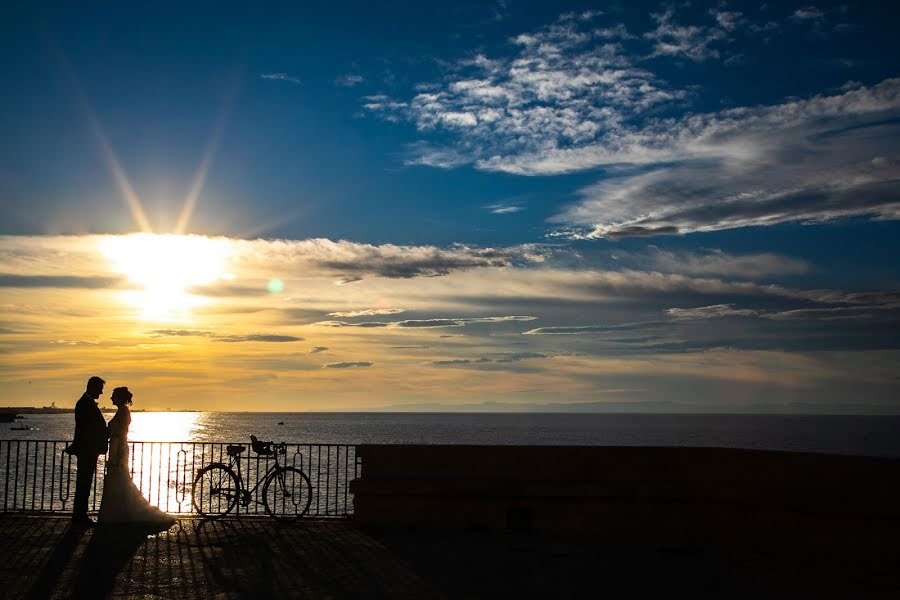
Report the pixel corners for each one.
[639,248,808,279]
[553,79,900,237]
[359,11,898,239]
[484,203,524,214]
[325,361,373,368]
[260,72,301,84]
[402,142,469,169]
[316,315,536,328]
[365,14,686,171]
[327,308,405,318]
[665,304,761,319]
[335,73,365,87]
[432,351,552,367]
[0,274,124,288]
[230,237,520,282]
[149,330,304,343]
[791,7,826,22]
[644,10,727,61]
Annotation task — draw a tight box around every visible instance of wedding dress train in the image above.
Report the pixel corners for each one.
[98,406,176,527]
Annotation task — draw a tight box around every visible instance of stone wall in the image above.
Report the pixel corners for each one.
[350,445,900,552]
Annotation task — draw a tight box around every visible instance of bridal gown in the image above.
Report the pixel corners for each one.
[98,406,176,526]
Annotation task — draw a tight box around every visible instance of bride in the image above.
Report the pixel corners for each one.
[98,386,176,527]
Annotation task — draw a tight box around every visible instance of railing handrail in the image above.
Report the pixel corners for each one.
[0,438,359,446]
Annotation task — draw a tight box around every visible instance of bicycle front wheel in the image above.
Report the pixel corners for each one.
[192,463,240,519]
[263,466,312,521]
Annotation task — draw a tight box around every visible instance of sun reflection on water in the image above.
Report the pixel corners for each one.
[125,412,202,512]
[129,411,202,442]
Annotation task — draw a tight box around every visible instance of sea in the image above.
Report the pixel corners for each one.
[4,412,900,457]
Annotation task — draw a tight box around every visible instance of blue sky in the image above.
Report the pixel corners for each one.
[1,1,899,411]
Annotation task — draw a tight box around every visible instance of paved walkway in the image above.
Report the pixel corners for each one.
[0,516,436,599]
[2,515,898,598]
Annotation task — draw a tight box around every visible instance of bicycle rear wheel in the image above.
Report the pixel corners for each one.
[192,464,239,519]
[263,466,312,521]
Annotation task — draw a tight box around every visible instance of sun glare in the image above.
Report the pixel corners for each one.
[100,233,232,321]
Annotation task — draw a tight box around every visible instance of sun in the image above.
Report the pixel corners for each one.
[100,233,233,321]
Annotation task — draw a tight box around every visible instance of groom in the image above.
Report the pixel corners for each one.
[69,376,109,526]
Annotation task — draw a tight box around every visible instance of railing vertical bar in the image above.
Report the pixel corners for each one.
[156,443,162,508]
[29,441,37,510]
[41,441,48,510]
[335,445,341,517]
[140,442,146,500]
[326,445,332,516]
[344,445,350,515]
[166,444,172,512]
[316,445,321,516]
[13,440,20,510]
[50,442,57,512]
[23,441,30,510]
[4,440,11,512]
[193,443,199,515]
[197,444,204,516]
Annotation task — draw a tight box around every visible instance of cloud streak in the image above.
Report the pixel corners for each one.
[316,315,537,328]
[260,72,301,84]
[555,79,900,237]
[325,361,373,368]
[149,330,304,343]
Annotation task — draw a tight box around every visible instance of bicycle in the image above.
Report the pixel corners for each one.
[192,435,313,521]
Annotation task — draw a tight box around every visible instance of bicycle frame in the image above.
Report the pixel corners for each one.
[223,448,283,507]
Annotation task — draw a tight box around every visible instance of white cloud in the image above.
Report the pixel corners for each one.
[260,72,301,84]
[644,10,727,61]
[665,304,761,319]
[792,7,826,21]
[316,315,536,328]
[365,14,686,170]
[327,308,406,318]
[642,248,809,279]
[403,142,469,169]
[484,202,524,214]
[359,12,899,242]
[230,237,521,281]
[335,73,365,87]
[551,79,900,236]
[710,10,743,32]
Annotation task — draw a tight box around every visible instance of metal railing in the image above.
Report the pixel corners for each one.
[0,440,359,517]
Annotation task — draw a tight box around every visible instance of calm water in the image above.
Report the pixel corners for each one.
[4,412,900,457]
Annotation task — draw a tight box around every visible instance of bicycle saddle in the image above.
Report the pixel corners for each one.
[226,444,245,456]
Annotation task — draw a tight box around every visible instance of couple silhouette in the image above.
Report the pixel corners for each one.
[68,376,175,529]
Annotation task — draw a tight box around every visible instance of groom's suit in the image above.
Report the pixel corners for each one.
[72,393,108,518]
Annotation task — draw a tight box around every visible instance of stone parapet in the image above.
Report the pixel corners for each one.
[350,445,900,552]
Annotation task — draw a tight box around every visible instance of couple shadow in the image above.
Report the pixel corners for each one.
[27,521,173,600]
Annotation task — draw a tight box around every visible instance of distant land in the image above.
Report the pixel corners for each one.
[0,407,175,415]
[2,402,898,415]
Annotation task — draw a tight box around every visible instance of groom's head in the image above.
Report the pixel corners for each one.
[86,376,105,400]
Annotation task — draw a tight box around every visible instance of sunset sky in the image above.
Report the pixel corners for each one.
[1,1,899,412]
